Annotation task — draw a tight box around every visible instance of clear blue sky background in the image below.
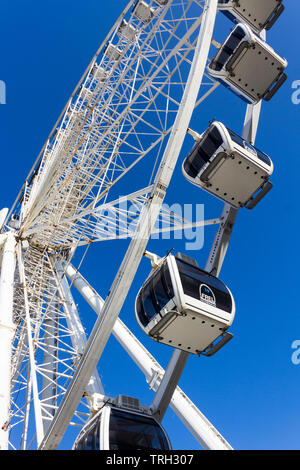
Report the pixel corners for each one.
[0,0,299,451]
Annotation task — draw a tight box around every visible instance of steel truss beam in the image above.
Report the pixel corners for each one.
[18,0,216,253]
[38,0,219,450]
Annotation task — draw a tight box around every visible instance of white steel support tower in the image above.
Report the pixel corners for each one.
[0,0,283,450]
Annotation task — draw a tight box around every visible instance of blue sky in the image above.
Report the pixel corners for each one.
[1,0,300,450]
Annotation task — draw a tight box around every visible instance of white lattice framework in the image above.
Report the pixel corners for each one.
[0,0,252,450]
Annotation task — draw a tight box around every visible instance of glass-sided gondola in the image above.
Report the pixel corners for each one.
[132,0,155,23]
[135,253,235,356]
[218,0,285,33]
[207,23,287,104]
[182,121,274,209]
[132,0,170,24]
[73,396,171,450]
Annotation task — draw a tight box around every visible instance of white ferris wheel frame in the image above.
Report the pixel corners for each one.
[0,0,267,451]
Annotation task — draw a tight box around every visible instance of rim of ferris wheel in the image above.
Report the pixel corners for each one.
[207,22,288,104]
[182,121,274,210]
[73,395,171,450]
[135,252,235,355]
[218,0,285,33]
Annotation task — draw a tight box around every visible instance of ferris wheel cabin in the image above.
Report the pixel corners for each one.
[218,0,285,33]
[73,395,171,451]
[135,253,235,356]
[207,23,287,104]
[132,0,169,23]
[182,121,274,209]
[132,0,155,23]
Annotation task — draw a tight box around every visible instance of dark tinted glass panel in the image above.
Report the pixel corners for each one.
[226,127,271,166]
[74,420,99,450]
[75,439,84,450]
[227,127,244,147]
[183,144,207,178]
[142,284,157,324]
[85,432,95,450]
[184,126,223,178]
[136,261,174,327]
[95,424,100,450]
[176,259,232,313]
[161,262,174,299]
[136,292,149,327]
[109,409,170,450]
[152,270,170,311]
[255,149,271,166]
[211,26,245,71]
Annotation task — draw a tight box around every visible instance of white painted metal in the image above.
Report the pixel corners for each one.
[21,186,221,243]
[150,349,189,421]
[0,232,16,450]
[4,0,225,450]
[0,208,8,231]
[54,260,104,398]
[2,0,279,452]
[17,243,45,447]
[38,0,219,450]
[41,279,59,432]
[18,0,218,252]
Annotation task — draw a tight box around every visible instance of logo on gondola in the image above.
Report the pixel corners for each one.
[243,140,257,156]
[199,284,216,306]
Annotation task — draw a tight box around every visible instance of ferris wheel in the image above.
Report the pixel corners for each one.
[0,0,287,451]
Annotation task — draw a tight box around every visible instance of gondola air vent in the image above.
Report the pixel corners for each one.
[113,395,142,412]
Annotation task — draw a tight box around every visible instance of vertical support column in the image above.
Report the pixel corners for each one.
[0,232,16,450]
[54,260,104,398]
[205,203,238,276]
[150,349,189,422]
[41,278,58,433]
[206,98,263,277]
[145,0,220,424]
[150,84,265,420]
[17,243,45,446]
[207,32,267,277]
